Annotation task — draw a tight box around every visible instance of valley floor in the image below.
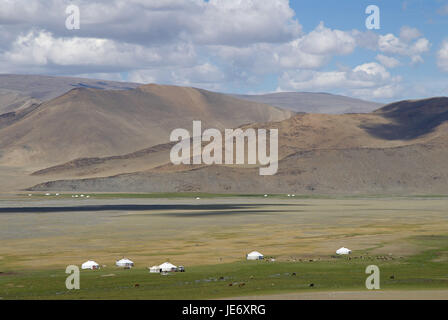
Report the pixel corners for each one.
[0,195,447,299]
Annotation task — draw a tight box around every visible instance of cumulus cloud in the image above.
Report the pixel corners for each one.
[210,22,356,76]
[378,31,430,65]
[297,22,356,55]
[0,30,197,74]
[192,0,301,45]
[437,40,448,72]
[0,0,437,100]
[351,30,380,50]
[278,62,402,100]
[399,26,422,42]
[375,54,401,68]
[0,0,301,47]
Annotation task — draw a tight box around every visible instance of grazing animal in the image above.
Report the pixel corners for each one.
[238,283,246,288]
[390,275,395,280]
[134,284,140,288]
[309,283,314,287]
[292,273,297,276]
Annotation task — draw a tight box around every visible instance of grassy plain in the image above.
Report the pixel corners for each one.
[0,195,447,299]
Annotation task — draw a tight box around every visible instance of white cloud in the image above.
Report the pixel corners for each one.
[278,62,402,100]
[193,0,301,45]
[351,84,403,100]
[0,30,197,74]
[351,30,380,50]
[378,32,430,65]
[297,22,356,55]
[378,33,409,55]
[411,38,430,54]
[399,26,422,42]
[437,40,448,72]
[0,0,301,47]
[0,1,437,101]
[375,54,401,68]
[210,22,356,75]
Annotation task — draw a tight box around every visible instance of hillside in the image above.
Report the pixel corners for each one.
[0,84,292,168]
[28,97,448,195]
[0,74,141,114]
[233,92,383,114]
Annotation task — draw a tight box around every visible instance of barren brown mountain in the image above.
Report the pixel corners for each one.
[0,74,141,114]
[28,97,448,195]
[0,84,292,168]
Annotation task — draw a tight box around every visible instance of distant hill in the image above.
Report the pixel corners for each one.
[29,97,448,195]
[0,83,292,168]
[2,74,448,195]
[0,74,140,114]
[233,92,383,114]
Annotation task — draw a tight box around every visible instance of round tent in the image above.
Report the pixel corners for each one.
[149,266,160,273]
[158,262,177,272]
[81,260,99,270]
[246,251,264,260]
[336,247,352,255]
[116,258,134,268]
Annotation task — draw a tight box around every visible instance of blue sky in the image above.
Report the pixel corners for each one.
[0,0,447,102]
[244,0,448,100]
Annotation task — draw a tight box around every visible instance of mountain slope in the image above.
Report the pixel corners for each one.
[28,97,448,195]
[28,98,448,194]
[233,92,383,114]
[28,142,448,194]
[0,84,292,168]
[0,74,141,114]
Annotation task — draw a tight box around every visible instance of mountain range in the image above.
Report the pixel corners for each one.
[1,74,447,195]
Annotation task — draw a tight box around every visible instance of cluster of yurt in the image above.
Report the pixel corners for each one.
[80,246,353,276]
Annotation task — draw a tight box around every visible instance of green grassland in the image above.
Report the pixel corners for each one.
[1,235,447,299]
[1,196,448,299]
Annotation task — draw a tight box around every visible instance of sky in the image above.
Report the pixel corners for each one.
[0,0,447,102]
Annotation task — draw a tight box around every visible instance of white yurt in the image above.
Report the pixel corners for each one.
[246,251,264,260]
[336,247,352,255]
[149,266,160,273]
[158,262,177,272]
[116,258,134,268]
[81,260,100,270]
